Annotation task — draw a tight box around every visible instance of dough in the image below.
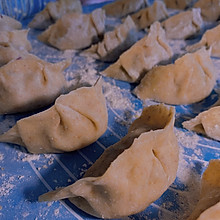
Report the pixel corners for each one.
[0,54,70,114]
[101,21,173,82]
[130,0,168,30]
[133,48,216,105]
[29,0,82,30]
[38,104,179,219]
[164,0,193,9]
[162,8,203,39]
[182,106,220,141]
[187,24,220,58]
[82,16,138,62]
[0,29,32,66]
[0,14,22,31]
[0,78,108,153]
[187,159,220,220]
[102,0,148,18]
[38,8,105,50]
[194,0,220,22]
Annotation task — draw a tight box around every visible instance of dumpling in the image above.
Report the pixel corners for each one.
[130,0,168,30]
[0,54,71,114]
[0,29,32,66]
[101,21,173,83]
[187,159,220,220]
[28,0,82,30]
[164,0,193,9]
[194,0,220,22]
[38,104,179,219]
[187,24,220,58]
[162,8,203,39]
[196,202,220,220]
[82,16,138,62]
[0,78,108,153]
[0,14,22,31]
[133,48,216,105]
[182,106,220,141]
[102,0,148,18]
[38,8,105,50]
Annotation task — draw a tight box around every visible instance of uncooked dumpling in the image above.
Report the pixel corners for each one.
[164,0,193,9]
[134,48,216,105]
[82,16,138,62]
[182,106,220,141]
[187,159,220,220]
[102,0,148,18]
[29,0,82,30]
[0,78,107,153]
[0,29,32,66]
[0,14,22,31]
[194,0,220,22]
[0,54,71,114]
[38,104,179,219]
[187,24,220,58]
[101,21,173,83]
[162,8,203,39]
[130,0,168,30]
[38,8,105,50]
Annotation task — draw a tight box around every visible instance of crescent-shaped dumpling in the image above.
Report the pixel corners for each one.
[182,106,220,141]
[0,14,22,31]
[0,78,108,153]
[133,48,216,105]
[38,8,105,50]
[0,54,71,114]
[38,104,179,219]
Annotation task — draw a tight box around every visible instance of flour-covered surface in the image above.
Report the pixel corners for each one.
[0,2,220,220]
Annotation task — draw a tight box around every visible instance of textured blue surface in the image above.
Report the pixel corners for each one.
[0,1,220,220]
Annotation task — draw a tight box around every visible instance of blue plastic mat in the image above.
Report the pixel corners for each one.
[0,2,220,220]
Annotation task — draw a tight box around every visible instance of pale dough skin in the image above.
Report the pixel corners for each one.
[130,0,168,30]
[28,0,82,30]
[101,21,173,83]
[83,16,138,62]
[187,24,220,58]
[38,104,179,219]
[0,79,108,153]
[0,54,70,114]
[134,48,216,105]
[194,0,220,22]
[102,0,148,18]
[162,8,203,39]
[187,159,220,220]
[183,106,220,141]
[164,0,193,9]
[0,15,22,31]
[0,29,32,66]
[38,8,105,50]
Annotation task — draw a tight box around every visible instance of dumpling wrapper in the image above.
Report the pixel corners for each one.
[130,0,168,30]
[0,14,22,31]
[133,48,216,105]
[0,78,108,153]
[0,29,32,66]
[187,159,220,220]
[194,0,220,22]
[102,0,148,18]
[82,16,138,62]
[38,104,179,219]
[38,8,105,50]
[28,0,82,30]
[0,54,71,114]
[164,0,193,9]
[187,24,220,58]
[101,21,173,83]
[196,202,220,220]
[182,106,220,141]
[162,8,203,39]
